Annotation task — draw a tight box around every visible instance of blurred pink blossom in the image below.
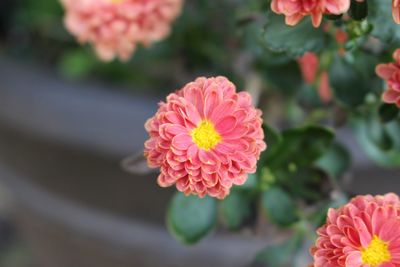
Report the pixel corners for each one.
[298,52,332,103]
[61,0,183,61]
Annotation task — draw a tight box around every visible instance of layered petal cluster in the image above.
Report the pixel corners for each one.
[394,0,400,24]
[61,0,183,61]
[376,49,400,108]
[298,52,332,103]
[271,0,350,27]
[311,193,400,267]
[144,76,266,199]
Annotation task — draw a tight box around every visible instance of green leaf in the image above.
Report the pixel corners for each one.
[262,12,329,58]
[261,187,299,227]
[262,60,303,94]
[315,142,351,179]
[219,191,253,231]
[266,126,335,169]
[352,115,400,166]
[369,0,400,43]
[329,55,372,107]
[349,0,368,21]
[252,232,303,267]
[167,193,217,244]
[58,49,96,79]
[259,124,283,166]
[379,103,400,123]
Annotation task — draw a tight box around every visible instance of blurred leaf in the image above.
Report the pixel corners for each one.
[167,193,217,244]
[266,126,335,169]
[262,61,302,94]
[259,124,283,166]
[262,12,329,58]
[349,0,368,21]
[275,168,327,201]
[261,187,299,227]
[352,115,400,166]
[379,103,400,123]
[329,55,372,107]
[369,0,400,43]
[220,191,253,231]
[252,231,303,267]
[59,49,96,79]
[315,142,351,179]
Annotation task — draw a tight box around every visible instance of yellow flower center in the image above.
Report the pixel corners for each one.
[361,235,391,266]
[190,120,221,151]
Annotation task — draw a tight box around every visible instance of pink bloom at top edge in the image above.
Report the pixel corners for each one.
[376,49,400,108]
[310,193,400,267]
[271,0,350,27]
[60,0,183,62]
[143,76,267,199]
[394,0,400,24]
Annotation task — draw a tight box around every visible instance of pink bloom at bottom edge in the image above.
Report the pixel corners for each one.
[311,193,400,267]
[144,76,267,199]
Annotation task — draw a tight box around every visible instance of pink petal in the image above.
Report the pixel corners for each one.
[376,64,398,80]
[215,116,237,134]
[171,134,192,150]
[382,89,400,104]
[353,216,372,247]
[345,251,363,267]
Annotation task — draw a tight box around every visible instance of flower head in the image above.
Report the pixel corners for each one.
[144,76,266,199]
[271,0,350,27]
[311,193,400,267]
[376,49,400,108]
[61,0,183,61]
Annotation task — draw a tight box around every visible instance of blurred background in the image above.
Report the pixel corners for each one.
[0,1,271,266]
[0,0,399,267]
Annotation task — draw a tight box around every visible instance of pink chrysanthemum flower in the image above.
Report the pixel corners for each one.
[270,0,350,27]
[144,76,267,199]
[376,49,400,108]
[394,0,400,24]
[61,0,183,61]
[311,193,400,267]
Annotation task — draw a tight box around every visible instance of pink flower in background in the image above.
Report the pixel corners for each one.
[61,0,183,61]
[144,77,266,199]
[298,52,319,84]
[318,71,332,103]
[271,0,350,27]
[311,193,400,267]
[298,52,332,103]
[394,0,400,24]
[376,49,400,108]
